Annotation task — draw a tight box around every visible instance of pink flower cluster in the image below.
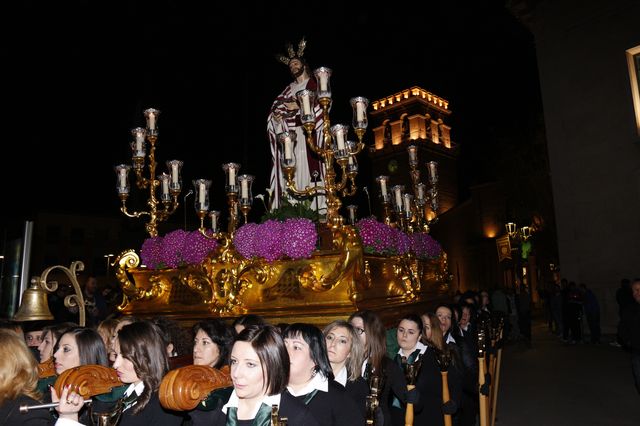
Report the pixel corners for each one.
[233,218,318,262]
[140,229,218,269]
[355,217,442,259]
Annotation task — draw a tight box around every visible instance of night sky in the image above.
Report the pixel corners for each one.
[3,1,540,229]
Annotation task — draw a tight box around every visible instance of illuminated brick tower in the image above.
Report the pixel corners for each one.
[367,87,459,221]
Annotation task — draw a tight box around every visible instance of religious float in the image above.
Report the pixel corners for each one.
[112,64,452,328]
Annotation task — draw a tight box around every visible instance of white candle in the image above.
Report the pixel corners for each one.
[228,167,236,186]
[198,182,206,205]
[336,129,346,151]
[356,102,365,122]
[135,133,144,153]
[211,214,218,232]
[394,189,402,207]
[171,163,179,184]
[428,161,438,181]
[319,74,328,92]
[302,94,311,115]
[417,185,425,201]
[162,178,169,196]
[284,136,293,160]
[118,169,127,188]
[241,179,249,198]
[380,179,387,197]
[408,147,417,163]
[148,113,156,130]
[404,194,412,213]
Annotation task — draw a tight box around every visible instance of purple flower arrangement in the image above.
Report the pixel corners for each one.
[233,218,318,262]
[139,218,440,268]
[140,229,219,269]
[355,217,442,259]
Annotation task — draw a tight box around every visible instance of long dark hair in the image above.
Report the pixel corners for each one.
[348,310,387,374]
[56,326,109,366]
[282,323,334,380]
[193,318,234,368]
[118,320,169,414]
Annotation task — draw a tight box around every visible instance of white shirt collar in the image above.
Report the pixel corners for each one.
[222,390,281,417]
[124,381,144,397]
[334,365,348,386]
[397,341,427,358]
[445,333,457,344]
[287,372,329,396]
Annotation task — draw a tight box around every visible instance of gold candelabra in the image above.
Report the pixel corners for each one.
[115,108,183,238]
[376,144,439,233]
[193,162,255,239]
[279,66,368,228]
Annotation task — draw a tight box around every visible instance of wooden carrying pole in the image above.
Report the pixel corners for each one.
[477,325,489,426]
[403,360,420,426]
[405,383,415,426]
[490,323,504,426]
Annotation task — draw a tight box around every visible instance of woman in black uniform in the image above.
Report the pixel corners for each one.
[283,323,365,426]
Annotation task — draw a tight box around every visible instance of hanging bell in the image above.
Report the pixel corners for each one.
[13,278,54,322]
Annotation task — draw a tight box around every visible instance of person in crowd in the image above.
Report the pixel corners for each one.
[435,303,479,426]
[458,302,477,337]
[348,310,413,426]
[283,323,364,426]
[97,317,120,361]
[390,314,425,426]
[398,312,463,426]
[479,290,492,315]
[52,327,110,420]
[0,329,51,425]
[580,283,601,344]
[192,318,234,369]
[152,316,193,367]
[190,324,319,426]
[80,275,108,328]
[549,283,564,338]
[56,320,185,425]
[108,315,139,365]
[0,318,24,337]
[565,281,583,344]
[619,278,640,394]
[615,278,633,348]
[267,38,325,211]
[23,321,47,362]
[186,319,235,425]
[232,314,267,334]
[52,326,109,375]
[322,319,369,418]
[37,322,77,365]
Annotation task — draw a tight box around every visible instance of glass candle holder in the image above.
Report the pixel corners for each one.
[350,96,369,130]
[277,131,297,168]
[237,174,255,206]
[193,179,212,212]
[222,163,241,194]
[115,164,132,194]
[166,160,183,192]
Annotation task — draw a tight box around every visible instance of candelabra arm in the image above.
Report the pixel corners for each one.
[284,179,326,197]
[303,123,323,156]
[119,202,151,220]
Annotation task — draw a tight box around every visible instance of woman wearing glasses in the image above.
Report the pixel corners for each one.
[348,310,415,426]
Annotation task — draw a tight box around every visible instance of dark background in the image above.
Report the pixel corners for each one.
[3,1,541,228]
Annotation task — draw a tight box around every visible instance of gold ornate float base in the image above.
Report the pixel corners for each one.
[114,228,451,327]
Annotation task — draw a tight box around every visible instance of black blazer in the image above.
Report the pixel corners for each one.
[0,395,51,426]
[297,379,365,426]
[91,390,184,426]
[343,376,369,419]
[190,391,319,426]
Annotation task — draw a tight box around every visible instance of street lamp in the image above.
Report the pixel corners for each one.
[104,254,115,276]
